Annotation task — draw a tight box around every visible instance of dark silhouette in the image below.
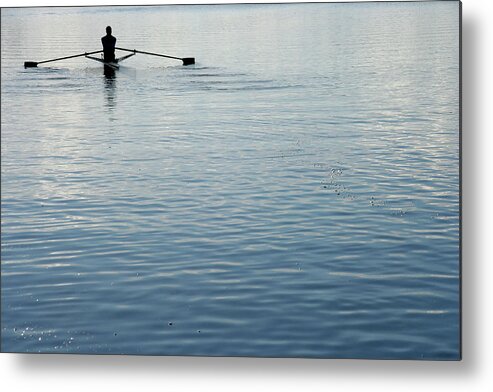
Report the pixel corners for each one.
[104,66,116,79]
[101,26,117,62]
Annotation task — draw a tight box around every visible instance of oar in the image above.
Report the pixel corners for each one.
[24,50,104,68]
[115,47,195,66]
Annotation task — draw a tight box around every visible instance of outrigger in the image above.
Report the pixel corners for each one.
[24,47,195,68]
[84,50,135,70]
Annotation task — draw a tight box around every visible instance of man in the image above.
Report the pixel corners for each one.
[101,26,117,62]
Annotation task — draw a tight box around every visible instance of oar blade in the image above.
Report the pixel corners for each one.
[182,57,195,66]
[24,61,38,68]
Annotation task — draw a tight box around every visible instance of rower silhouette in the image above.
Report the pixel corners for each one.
[101,26,117,62]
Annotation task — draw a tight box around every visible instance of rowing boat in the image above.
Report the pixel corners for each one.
[24,47,195,68]
[85,51,136,70]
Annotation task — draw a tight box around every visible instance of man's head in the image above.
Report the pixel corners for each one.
[106,26,112,35]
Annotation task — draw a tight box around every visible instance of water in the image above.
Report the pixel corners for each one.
[1,2,460,359]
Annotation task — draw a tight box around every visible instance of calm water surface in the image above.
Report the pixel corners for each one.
[1,2,460,359]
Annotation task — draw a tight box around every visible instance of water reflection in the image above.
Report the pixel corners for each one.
[103,66,116,111]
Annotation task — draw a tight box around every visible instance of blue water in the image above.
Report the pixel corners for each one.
[1,2,460,359]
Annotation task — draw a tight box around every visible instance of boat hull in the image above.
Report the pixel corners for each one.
[85,55,120,69]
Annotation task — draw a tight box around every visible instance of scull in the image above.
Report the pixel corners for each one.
[24,47,195,68]
[84,51,137,70]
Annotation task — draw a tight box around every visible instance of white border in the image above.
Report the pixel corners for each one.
[2,1,492,391]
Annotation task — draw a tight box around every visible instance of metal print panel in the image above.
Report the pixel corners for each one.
[0,1,461,359]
